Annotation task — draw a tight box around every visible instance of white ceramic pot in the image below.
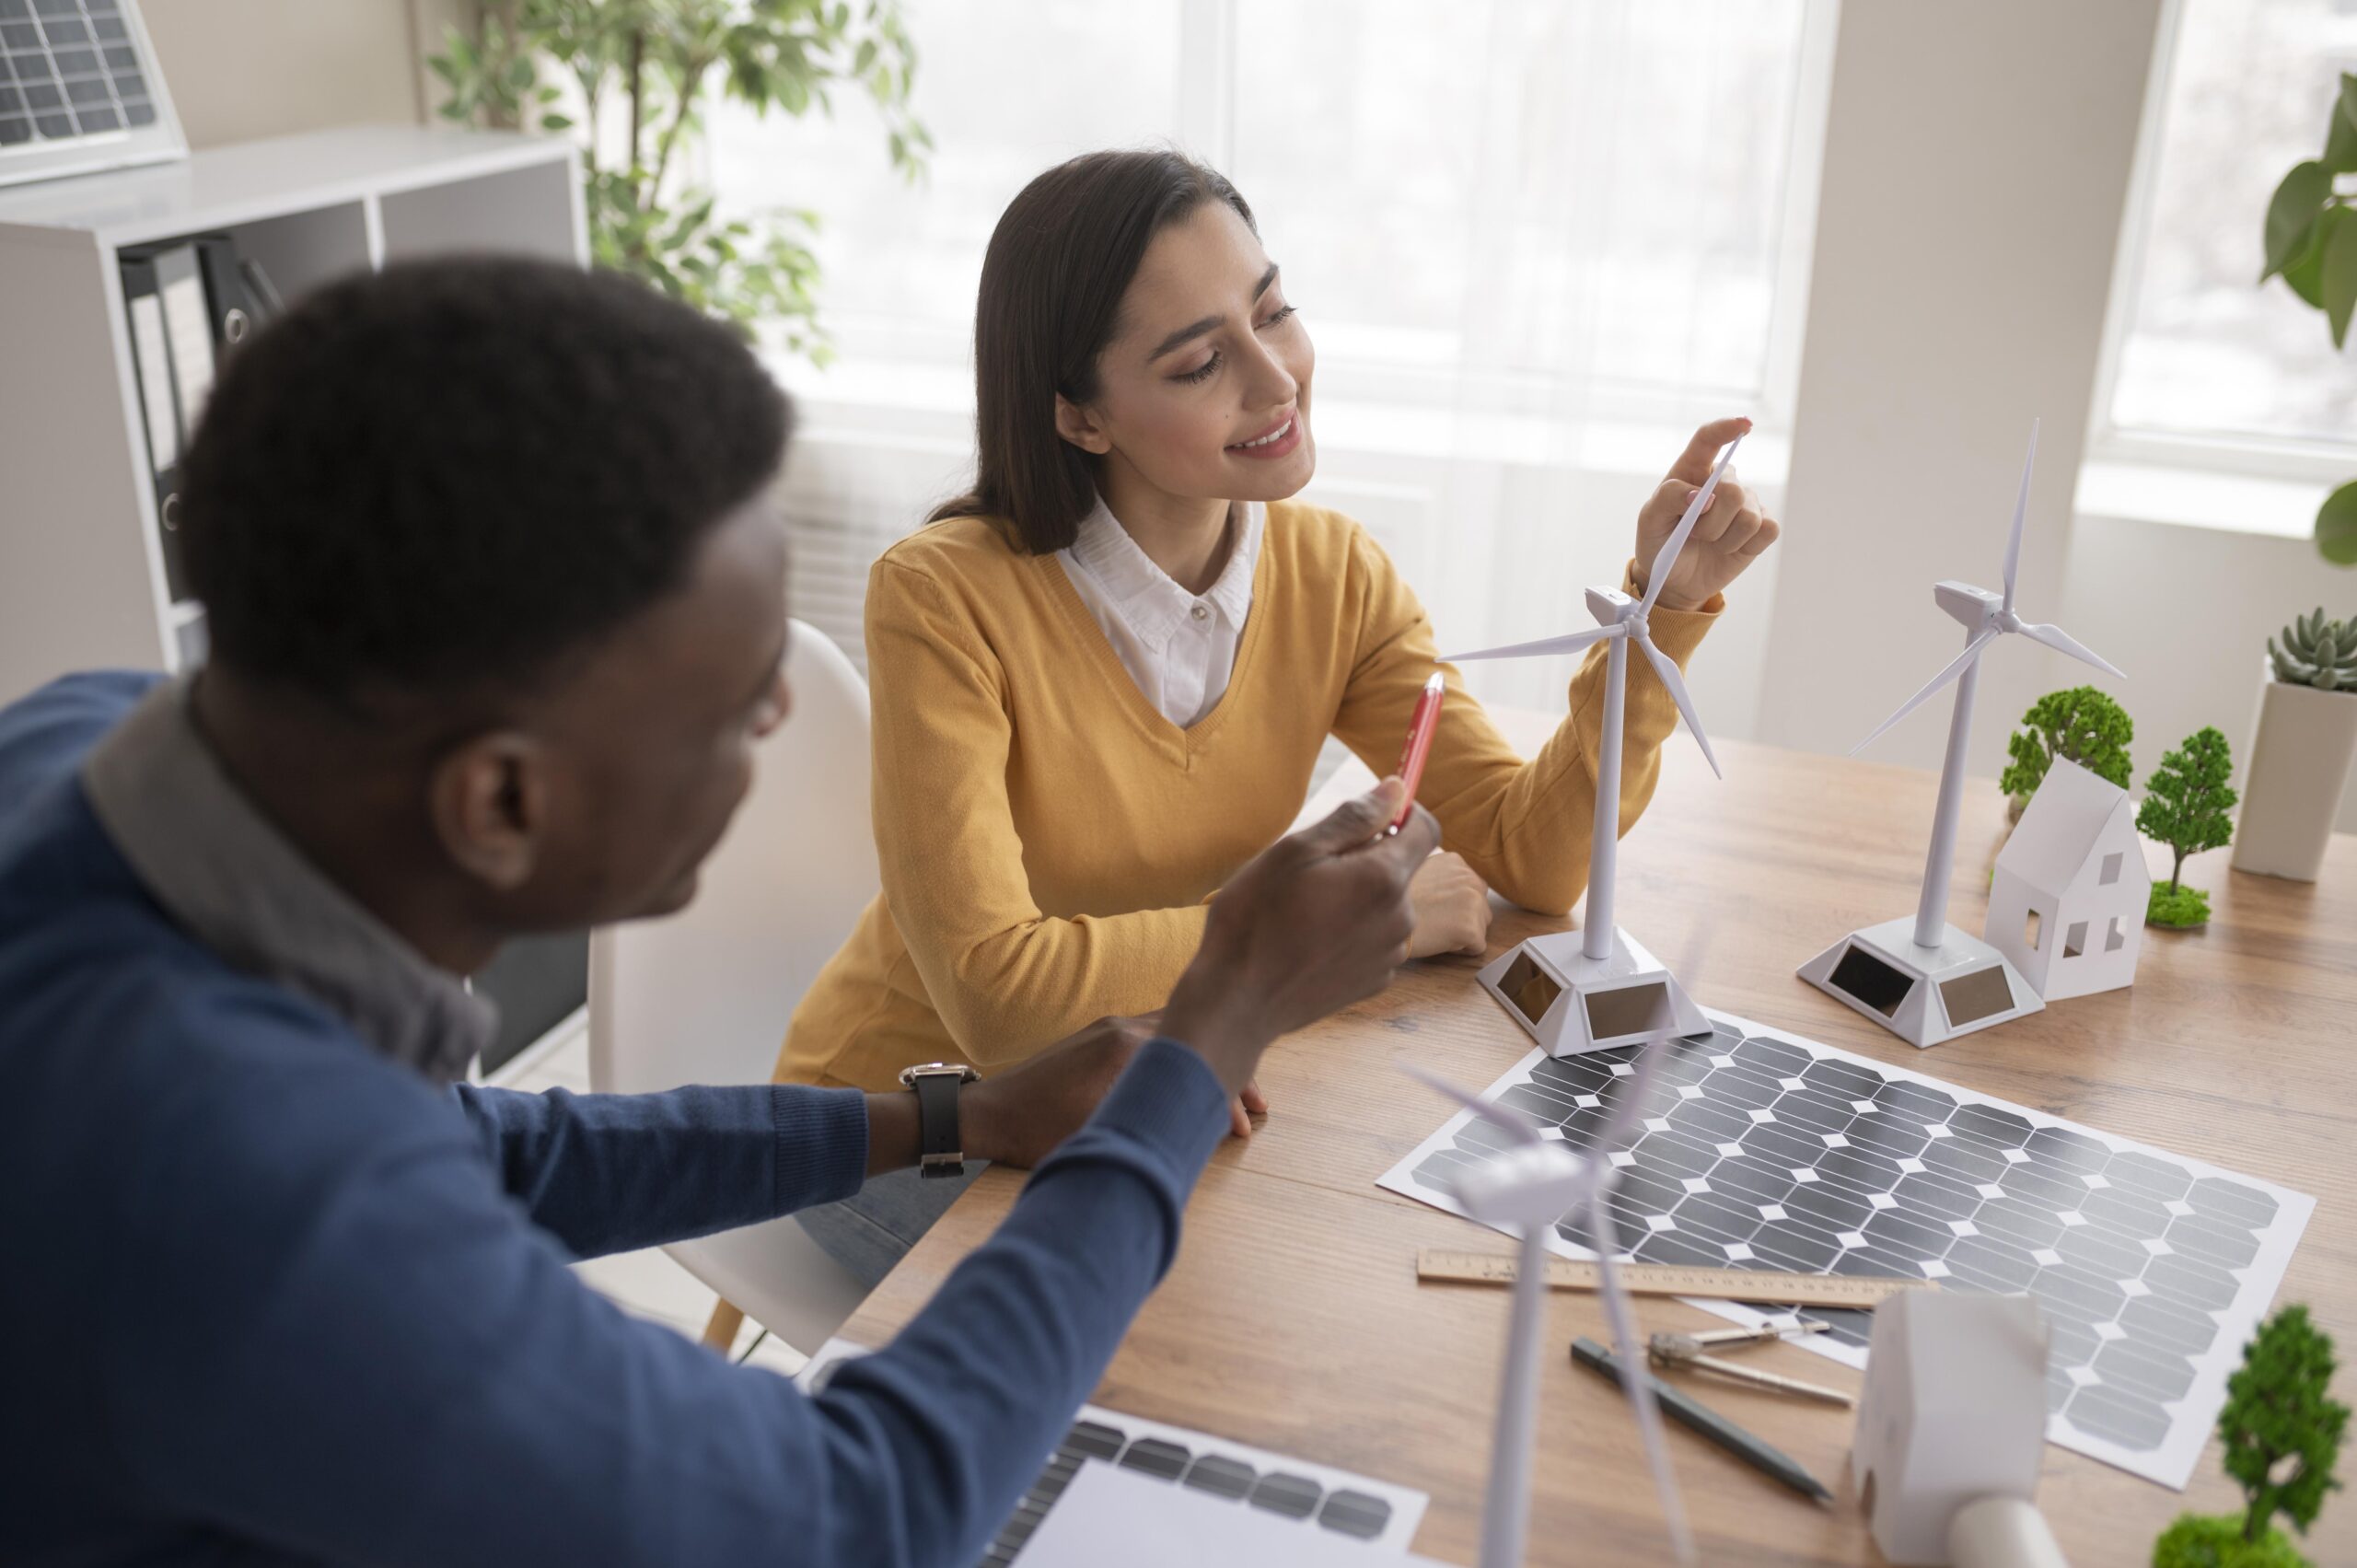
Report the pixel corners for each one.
[2232,672,2357,882]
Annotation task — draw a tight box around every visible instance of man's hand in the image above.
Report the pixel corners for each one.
[1631,416,1781,612]
[1406,850,1492,958]
[953,1017,1270,1169]
[1161,778,1439,1095]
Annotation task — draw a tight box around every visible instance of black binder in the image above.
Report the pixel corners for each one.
[192,235,266,350]
[118,247,190,601]
[119,234,278,604]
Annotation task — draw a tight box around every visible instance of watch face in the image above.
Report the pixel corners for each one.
[900,1062,979,1086]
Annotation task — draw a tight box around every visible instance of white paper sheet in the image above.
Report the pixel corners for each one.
[1018,1462,1447,1567]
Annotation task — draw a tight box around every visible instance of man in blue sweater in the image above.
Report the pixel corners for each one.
[0,258,1437,1565]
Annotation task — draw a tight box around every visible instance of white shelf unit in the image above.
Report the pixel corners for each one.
[0,124,586,701]
[0,124,590,1072]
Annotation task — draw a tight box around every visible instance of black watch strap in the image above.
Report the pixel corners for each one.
[911,1071,967,1179]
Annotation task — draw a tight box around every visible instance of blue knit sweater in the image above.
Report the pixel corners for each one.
[0,672,1230,1566]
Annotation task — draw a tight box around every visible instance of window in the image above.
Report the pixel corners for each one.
[2096,0,2357,464]
[1227,0,1818,416]
[703,0,1829,686]
[708,0,1826,420]
[2065,921,2089,959]
[2026,909,2044,951]
[2100,851,2125,886]
[2106,915,2127,952]
[704,0,1184,357]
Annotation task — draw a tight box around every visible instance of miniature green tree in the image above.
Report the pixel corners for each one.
[2001,686,2134,819]
[2154,1306,2347,1566]
[2137,726,2237,928]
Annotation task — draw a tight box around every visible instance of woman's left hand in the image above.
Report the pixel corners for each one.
[1631,416,1782,612]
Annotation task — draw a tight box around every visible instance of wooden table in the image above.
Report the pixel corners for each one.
[844,717,2357,1566]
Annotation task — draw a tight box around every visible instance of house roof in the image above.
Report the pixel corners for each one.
[1996,758,2131,891]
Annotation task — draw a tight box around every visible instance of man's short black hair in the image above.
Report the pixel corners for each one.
[180,255,792,702]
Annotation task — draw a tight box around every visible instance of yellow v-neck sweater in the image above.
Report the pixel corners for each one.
[777,499,1721,1092]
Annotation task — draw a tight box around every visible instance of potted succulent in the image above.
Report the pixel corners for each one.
[2153,1305,2346,1568]
[2233,610,2357,881]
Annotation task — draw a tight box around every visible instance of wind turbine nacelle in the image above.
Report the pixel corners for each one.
[1933,581,2001,630]
[1585,586,1636,625]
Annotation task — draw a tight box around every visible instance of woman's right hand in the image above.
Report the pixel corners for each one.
[1406,850,1492,959]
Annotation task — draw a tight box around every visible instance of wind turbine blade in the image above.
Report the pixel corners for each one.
[2016,620,2126,680]
[1849,628,1999,756]
[1586,1197,1698,1568]
[1640,435,1745,616]
[1400,1062,1541,1145]
[1633,633,1722,780]
[1439,626,1620,665]
[2002,418,2038,614]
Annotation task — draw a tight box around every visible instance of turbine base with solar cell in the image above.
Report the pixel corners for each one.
[1447,441,1740,1059]
[1802,422,2121,1050]
[1478,923,1706,1058]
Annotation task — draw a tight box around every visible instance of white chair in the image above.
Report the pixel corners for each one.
[587,619,876,1357]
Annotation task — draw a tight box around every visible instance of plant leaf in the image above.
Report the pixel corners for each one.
[2318,481,2357,567]
[2332,74,2357,175]
[2281,205,2342,308]
[2326,204,2357,349]
[2265,161,2332,279]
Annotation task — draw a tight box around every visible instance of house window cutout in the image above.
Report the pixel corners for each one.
[2026,909,2042,950]
[2106,915,2125,952]
[2100,852,2124,885]
[2064,921,2088,958]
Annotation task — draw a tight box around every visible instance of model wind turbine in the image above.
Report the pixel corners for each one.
[1798,420,2124,1049]
[1410,1050,1694,1568]
[1442,437,1738,1057]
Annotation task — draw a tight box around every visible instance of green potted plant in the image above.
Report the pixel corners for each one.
[428,0,930,356]
[1999,686,2133,823]
[2154,1305,2346,1568]
[2233,610,2357,882]
[2258,71,2357,566]
[2138,726,2237,928]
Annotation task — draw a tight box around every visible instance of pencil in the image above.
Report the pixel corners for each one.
[1570,1337,1835,1505]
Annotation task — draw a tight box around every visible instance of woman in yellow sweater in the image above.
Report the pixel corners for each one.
[779,150,1781,1283]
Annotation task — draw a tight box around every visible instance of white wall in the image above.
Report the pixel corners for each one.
[141,0,422,149]
[1756,0,2163,783]
[1755,0,2356,831]
[2060,512,2357,830]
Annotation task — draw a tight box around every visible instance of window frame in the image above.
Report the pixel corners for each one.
[2083,0,2357,524]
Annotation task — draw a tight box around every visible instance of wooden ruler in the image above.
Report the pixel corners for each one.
[1416,1249,1937,1308]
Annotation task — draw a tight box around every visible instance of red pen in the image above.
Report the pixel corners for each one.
[1387,672,1446,834]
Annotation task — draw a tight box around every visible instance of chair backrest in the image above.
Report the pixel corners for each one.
[588,620,877,1097]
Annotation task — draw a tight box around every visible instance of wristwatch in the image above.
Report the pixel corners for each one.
[898,1062,982,1179]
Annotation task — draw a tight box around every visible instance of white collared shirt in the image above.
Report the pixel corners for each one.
[1057,497,1263,728]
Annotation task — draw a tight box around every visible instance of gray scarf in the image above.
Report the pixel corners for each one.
[81,676,497,1085]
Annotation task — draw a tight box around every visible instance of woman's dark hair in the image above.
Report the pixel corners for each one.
[933,148,1255,554]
